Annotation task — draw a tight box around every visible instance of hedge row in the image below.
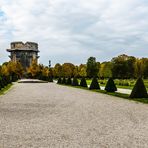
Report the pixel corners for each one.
[57,77,148,99]
[0,73,19,90]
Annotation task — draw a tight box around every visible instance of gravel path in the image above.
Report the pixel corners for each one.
[0,82,148,148]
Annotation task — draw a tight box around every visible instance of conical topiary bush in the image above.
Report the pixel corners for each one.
[80,77,87,87]
[89,77,100,90]
[105,78,117,92]
[72,77,79,86]
[130,77,148,98]
[57,77,62,84]
[66,77,72,85]
[61,77,66,84]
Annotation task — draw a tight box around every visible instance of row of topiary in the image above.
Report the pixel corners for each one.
[57,77,117,91]
[38,75,54,82]
[57,77,148,99]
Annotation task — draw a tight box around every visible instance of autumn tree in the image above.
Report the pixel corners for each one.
[73,66,79,77]
[53,63,62,78]
[62,63,75,77]
[78,64,87,77]
[27,59,40,78]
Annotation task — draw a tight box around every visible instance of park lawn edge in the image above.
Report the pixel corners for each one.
[0,83,13,96]
[58,84,148,104]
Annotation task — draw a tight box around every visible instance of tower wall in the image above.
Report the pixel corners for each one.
[7,41,39,69]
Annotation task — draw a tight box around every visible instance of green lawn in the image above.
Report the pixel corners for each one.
[59,84,148,104]
[82,79,148,91]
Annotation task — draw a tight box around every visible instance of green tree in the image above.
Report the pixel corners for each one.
[111,54,136,79]
[86,57,99,78]
[141,58,148,79]
[99,62,112,78]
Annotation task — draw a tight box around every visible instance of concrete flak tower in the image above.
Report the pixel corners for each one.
[7,41,40,69]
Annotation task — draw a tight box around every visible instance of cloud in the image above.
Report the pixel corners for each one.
[0,0,148,65]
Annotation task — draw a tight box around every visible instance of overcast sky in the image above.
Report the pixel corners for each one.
[0,0,148,66]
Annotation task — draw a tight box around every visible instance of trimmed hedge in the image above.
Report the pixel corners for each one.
[80,77,87,87]
[57,77,62,84]
[89,77,100,90]
[48,76,53,82]
[105,78,117,92]
[130,77,148,98]
[61,77,66,84]
[72,77,79,86]
[66,77,72,85]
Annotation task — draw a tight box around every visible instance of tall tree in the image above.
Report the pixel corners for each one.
[111,54,136,79]
[141,58,148,79]
[73,66,79,77]
[53,63,62,78]
[99,62,112,78]
[86,57,99,78]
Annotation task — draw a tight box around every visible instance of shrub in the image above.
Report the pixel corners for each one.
[72,77,79,86]
[130,77,148,98]
[0,77,3,89]
[80,77,87,87]
[105,78,117,92]
[0,78,5,88]
[66,77,72,85]
[89,77,100,90]
[61,77,66,84]
[48,76,53,82]
[2,76,7,86]
[11,73,18,82]
[57,77,62,84]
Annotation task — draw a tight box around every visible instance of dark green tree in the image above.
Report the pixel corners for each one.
[80,77,87,87]
[66,77,72,85]
[61,77,66,84]
[105,78,117,92]
[86,57,99,78]
[48,76,53,82]
[89,77,100,90]
[111,54,136,79]
[130,77,148,98]
[57,77,62,84]
[72,77,79,86]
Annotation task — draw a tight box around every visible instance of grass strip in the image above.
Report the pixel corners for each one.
[0,83,13,95]
[58,84,148,104]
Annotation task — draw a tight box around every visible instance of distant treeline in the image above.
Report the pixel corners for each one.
[1,54,148,80]
[50,54,148,79]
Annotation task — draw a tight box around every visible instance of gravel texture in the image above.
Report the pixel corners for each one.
[0,81,148,148]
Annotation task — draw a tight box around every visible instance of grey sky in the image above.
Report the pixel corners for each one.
[0,0,148,66]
